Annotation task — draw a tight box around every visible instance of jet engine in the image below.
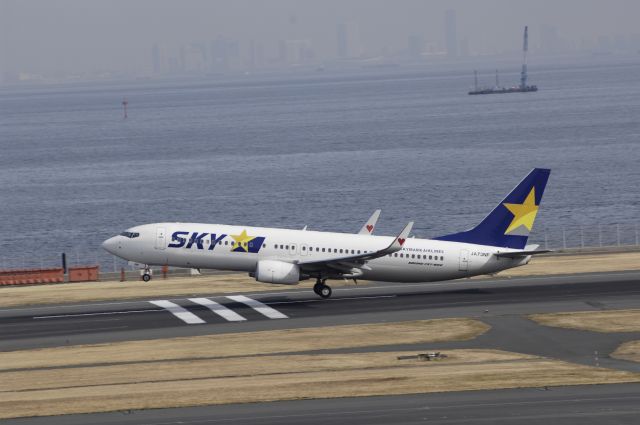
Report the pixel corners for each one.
[255,260,300,284]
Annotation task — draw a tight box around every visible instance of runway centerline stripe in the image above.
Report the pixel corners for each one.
[33,309,164,319]
[226,295,288,319]
[149,300,205,324]
[189,298,247,322]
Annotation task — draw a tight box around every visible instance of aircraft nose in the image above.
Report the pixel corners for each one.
[101,236,118,254]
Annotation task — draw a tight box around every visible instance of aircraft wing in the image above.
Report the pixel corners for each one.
[297,221,413,276]
[357,209,381,235]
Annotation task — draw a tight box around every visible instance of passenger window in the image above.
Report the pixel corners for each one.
[441,256,444,261]
[357,250,361,254]
[322,248,325,252]
[302,246,306,251]
[285,245,289,250]
[411,254,415,259]
[429,255,432,260]
[280,244,284,249]
[400,253,403,258]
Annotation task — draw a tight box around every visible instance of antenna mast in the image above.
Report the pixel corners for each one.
[520,26,529,89]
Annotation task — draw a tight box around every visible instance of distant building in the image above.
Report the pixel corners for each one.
[210,37,240,72]
[459,36,470,57]
[248,40,264,70]
[0,0,15,84]
[151,43,161,74]
[180,43,207,73]
[408,35,425,59]
[444,10,458,57]
[279,39,313,65]
[337,21,362,59]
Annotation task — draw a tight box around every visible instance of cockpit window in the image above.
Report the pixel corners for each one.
[120,231,140,238]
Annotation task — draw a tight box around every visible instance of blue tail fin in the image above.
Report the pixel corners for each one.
[434,168,550,249]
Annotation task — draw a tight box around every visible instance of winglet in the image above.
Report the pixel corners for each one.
[386,221,414,252]
[358,209,381,235]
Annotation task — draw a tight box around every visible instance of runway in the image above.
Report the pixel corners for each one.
[1,271,640,354]
[2,271,640,423]
[4,383,640,425]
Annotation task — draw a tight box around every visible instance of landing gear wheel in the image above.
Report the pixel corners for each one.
[142,273,152,282]
[313,281,324,296]
[319,284,332,299]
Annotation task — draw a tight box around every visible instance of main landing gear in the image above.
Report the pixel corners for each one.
[313,279,332,299]
[142,266,152,282]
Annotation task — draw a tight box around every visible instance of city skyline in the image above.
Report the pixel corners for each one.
[2,0,640,82]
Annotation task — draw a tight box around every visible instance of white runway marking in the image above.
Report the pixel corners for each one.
[189,298,247,322]
[268,294,396,305]
[33,309,163,319]
[226,295,288,319]
[149,300,205,324]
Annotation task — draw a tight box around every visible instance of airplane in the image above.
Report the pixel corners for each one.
[358,209,381,235]
[102,168,550,299]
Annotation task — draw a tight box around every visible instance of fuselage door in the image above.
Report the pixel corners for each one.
[289,244,297,256]
[155,227,166,250]
[458,249,469,271]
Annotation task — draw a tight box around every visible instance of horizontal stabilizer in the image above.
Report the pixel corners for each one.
[495,249,551,259]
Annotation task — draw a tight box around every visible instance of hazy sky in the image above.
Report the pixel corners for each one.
[2,0,640,75]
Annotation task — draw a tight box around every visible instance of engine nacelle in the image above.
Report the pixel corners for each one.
[255,260,300,285]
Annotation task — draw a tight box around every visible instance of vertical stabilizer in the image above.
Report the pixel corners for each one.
[434,168,551,249]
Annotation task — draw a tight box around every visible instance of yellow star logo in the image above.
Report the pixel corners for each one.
[503,188,539,235]
[230,230,255,252]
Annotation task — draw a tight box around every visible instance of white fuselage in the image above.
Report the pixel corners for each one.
[104,222,530,283]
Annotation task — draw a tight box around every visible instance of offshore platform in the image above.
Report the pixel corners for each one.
[468,26,538,95]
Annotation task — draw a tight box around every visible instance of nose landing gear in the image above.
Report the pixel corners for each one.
[313,279,332,299]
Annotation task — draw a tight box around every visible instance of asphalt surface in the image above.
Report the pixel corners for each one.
[2,271,640,423]
[4,383,640,425]
[1,271,640,354]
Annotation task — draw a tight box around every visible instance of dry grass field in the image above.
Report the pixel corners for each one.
[1,347,637,419]
[612,341,640,363]
[498,251,640,277]
[529,310,640,333]
[0,319,489,370]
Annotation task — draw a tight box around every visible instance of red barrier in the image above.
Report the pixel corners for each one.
[0,268,65,286]
[68,266,100,282]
